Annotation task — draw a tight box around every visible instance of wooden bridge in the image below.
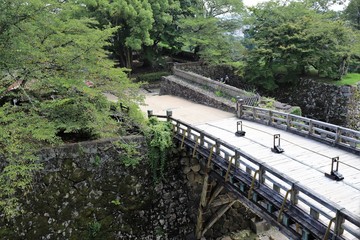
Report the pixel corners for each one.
[149,100,360,240]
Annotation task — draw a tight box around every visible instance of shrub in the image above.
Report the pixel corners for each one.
[290,107,302,116]
[135,71,170,83]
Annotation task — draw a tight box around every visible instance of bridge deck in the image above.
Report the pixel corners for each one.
[195,117,360,219]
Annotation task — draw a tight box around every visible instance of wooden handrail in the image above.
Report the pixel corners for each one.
[236,103,360,154]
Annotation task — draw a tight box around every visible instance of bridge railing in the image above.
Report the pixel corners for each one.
[236,100,360,154]
[152,114,360,240]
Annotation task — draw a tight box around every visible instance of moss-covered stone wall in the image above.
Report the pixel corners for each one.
[0,137,194,240]
[0,136,256,240]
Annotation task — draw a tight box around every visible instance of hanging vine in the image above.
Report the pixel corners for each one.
[144,117,173,182]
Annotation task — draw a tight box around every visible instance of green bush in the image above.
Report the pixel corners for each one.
[136,71,170,83]
[88,220,101,239]
[215,90,225,97]
[290,107,302,116]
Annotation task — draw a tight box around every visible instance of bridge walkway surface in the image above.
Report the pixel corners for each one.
[140,93,360,240]
[196,118,360,215]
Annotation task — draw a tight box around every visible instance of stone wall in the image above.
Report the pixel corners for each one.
[284,79,359,128]
[346,84,360,130]
[160,75,236,113]
[0,136,255,240]
[0,137,194,240]
[175,63,256,92]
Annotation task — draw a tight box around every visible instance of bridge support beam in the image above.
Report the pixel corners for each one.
[201,200,237,237]
[195,172,236,239]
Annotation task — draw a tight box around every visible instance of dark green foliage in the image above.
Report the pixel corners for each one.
[145,117,173,182]
[87,220,101,239]
[290,107,302,116]
[114,141,142,167]
[81,0,181,68]
[135,71,171,83]
[178,0,245,64]
[0,103,59,218]
[344,0,360,30]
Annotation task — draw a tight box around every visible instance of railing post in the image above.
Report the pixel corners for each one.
[291,183,299,205]
[215,138,221,155]
[176,122,180,134]
[200,131,205,146]
[235,148,241,168]
[258,165,265,186]
[268,110,273,126]
[334,209,345,237]
[309,120,314,136]
[147,110,153,118]
[334,127,341,145]
[236,97,244,118]
[166,110,172,121]
[187,127,192,142]
[286,114,291,130]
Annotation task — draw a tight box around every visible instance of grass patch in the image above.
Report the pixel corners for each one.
[328,73,360,86]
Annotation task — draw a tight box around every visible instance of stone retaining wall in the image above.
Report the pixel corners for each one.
[0,137,194,240]
[160,75,236,113]
[173,67,254,99]
[0,136,255,240]
[285,79,358,128]
[346,84,360,130]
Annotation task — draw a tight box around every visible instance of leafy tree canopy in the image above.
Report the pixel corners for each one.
[0,0,143,218]
[79,0,155,68]
[82,0,185,68]
[344,0,360,30]
[178,0,246,64]
[243,0,357,90]
[304,0,348,11]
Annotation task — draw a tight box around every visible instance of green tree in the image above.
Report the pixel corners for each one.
[304,0,347,11]
[243,0,355,90]
[344,0,360,72]
[0,0,142,218]
[344,0,360,30]
[82,0,155,68]
[178,0,245,64]
[141,0,183,67]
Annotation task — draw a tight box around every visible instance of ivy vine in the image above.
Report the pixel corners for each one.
[145,117,173,182]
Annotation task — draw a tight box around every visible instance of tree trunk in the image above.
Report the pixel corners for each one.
[339,55,349,77]
[117,47,132,69]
